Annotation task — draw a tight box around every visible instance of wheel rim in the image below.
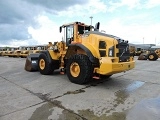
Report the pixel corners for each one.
[70,62,80,77]
[149,55,154,59]
[39,59,45,70]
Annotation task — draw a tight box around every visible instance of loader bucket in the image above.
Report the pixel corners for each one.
[137,53,148,60]
[24,53,40,71]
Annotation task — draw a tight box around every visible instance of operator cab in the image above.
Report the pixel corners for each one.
[60,22,92,46]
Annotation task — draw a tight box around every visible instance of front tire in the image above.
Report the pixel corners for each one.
[66,54,93,85]
[38,53,53,75]
[148,53,158,61]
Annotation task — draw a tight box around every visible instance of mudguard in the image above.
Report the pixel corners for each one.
[67,44,100,67]
[24,53,40,71]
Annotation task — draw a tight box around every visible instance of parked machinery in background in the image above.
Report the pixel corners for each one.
[6,48,18,57]
[135,48,142,56]
[129,45,136,57]
[12,46,26,57]
[31,45,48,54]
[2,48,10,56]
[147,49,160,61]
[20,46,35,58]
[0,48,6,56]
[138,48,160,61]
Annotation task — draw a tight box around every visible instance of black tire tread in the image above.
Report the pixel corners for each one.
[38,53,53,75]
[148,53,158,61]
[66,54,93,84]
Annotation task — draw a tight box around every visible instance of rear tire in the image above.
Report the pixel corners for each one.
[38,53,53,75]
[66,54,93,85]
[148,53,158,61]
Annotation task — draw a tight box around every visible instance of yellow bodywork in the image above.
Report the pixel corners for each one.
[0,50,7,56]
[129,46,136,56]
[12,47,22,57]
[96,57,134,75]
[21,45,48,57]
[32,45,48,54]
[155,49,160,58]
[47,22,135,76]
[1,48,15,57]
[78,34,135,75]
[27,21,135,81]
[49,25,135,75]
[48,50,61,60]
[20,47,34,58]
[6,51,14,57]
[23,21,136,85]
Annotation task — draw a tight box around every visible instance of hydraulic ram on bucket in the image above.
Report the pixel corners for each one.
[24,53,40,71]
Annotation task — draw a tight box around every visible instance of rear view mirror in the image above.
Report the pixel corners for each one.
[94,22,100,31]
[59,26,62,33]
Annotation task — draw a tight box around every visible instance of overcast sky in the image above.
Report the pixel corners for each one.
[0,0,160,47]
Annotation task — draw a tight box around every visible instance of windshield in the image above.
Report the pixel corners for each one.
[27,48,30,50]
[137,48,141,51]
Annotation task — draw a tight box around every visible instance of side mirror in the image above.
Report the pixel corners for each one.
[59,26,62,33]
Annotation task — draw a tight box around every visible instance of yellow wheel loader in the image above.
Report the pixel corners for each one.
[25,21,135,84]
[20,45,45,57]
[135,48,143,56]
[0,49,4,56]
[5,48,13,57]
[4,48,17,57]
[129,45,136,57]
[147,49,160,61]
[138,49,160,61]
[0,48,7,56]
[31,45,48,54]
[12,47,25,57]
[3,48,11,56]
[20,46,36,58]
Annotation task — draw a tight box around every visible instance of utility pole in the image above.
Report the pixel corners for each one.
[90,16,93,26]
[143,37,144,44]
